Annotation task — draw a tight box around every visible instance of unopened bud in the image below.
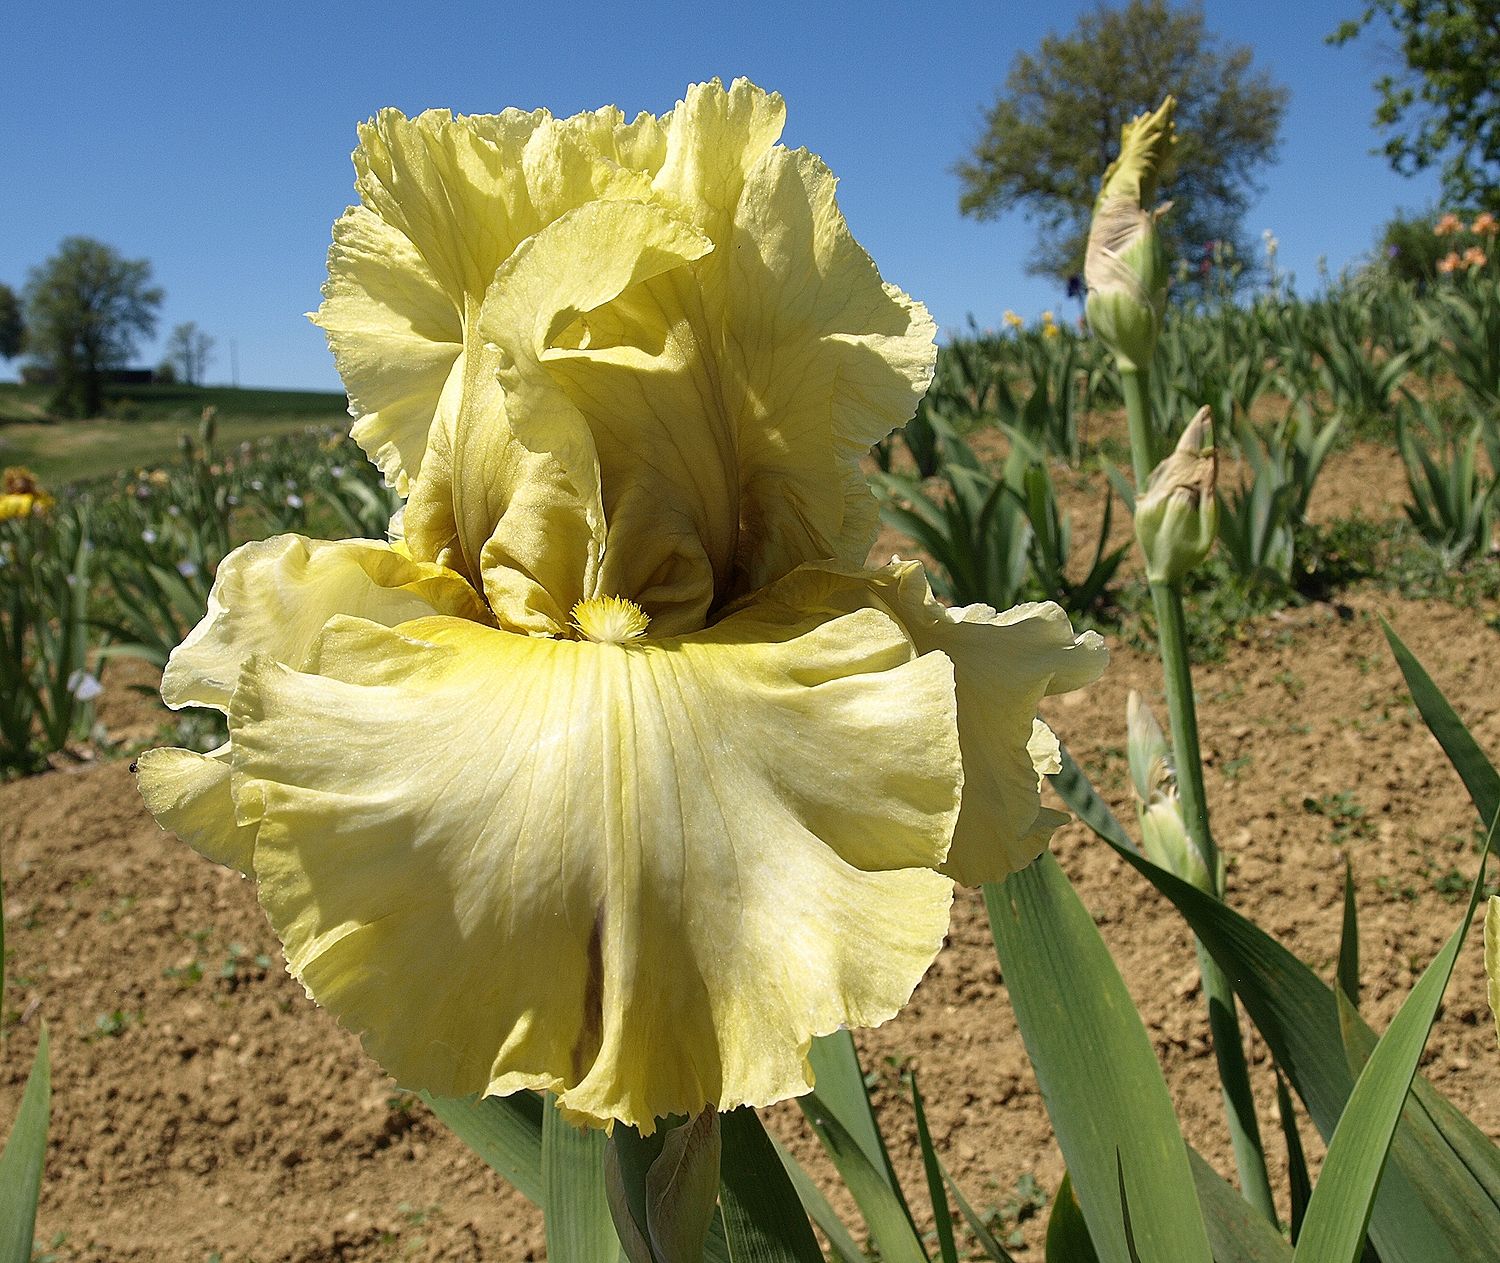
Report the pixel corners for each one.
[1085,97,1177,371]
[1126,689,1212,892]
[1140,796,1213,893]
[606,1107,721,1263]
[1126,689,1171,805]
[1136,407,1218,583]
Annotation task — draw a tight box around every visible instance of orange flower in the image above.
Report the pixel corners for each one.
[1438,251,1462,274]
[1435,213,1464,236]
[1463,246,1489,269]
[1471,212,1497,236]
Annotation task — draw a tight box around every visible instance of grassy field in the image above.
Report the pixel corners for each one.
[0,382,350,484]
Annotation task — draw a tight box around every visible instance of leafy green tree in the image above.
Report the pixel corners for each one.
[956,0,1288,289]
[23,237,163,417]
[0,283,22,360]
[1331,1,1500,212]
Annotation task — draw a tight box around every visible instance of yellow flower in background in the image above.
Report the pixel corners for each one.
[136,79,1106,1131]
[0,467,56,521]
[1041,311,1060,338]
[1003,309,1024,329]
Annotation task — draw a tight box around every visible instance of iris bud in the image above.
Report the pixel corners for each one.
[1127,690,1212,892]
[1085,96,1177,371]
[1136,407,1218,584]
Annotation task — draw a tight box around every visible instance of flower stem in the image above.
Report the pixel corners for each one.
[1124,367,1277,1225]
[1149,582,1218,885]
[1120,366,1156,489]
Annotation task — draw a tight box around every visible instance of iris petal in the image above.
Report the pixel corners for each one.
[136,744,258,877]
[160,535,490,712]
[315,81,936,630]
[225,593,960,1130]
[740,561,1108,885]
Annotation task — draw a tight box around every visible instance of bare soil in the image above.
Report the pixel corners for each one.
[3,439,1498,1262]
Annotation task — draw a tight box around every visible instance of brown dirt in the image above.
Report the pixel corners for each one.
[4,443,1499,1261]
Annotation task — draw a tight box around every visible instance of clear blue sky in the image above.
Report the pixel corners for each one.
[1,1,1438,391]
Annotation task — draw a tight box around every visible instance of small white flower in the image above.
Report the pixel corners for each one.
[177,560,200,579]
[168,504,182,517]
[226,494,239,506]
[285,479,298,490]
[251,479,265,492]
[141,529,158,544]
[330,466,344,478]
[286,494,304,510]
[67,670,104,701]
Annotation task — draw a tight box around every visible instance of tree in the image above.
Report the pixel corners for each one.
[0,284,22,361]
[164,321,215,386]
[1331,1,1500,213]
[23,237,163,417]
[956,0,1288,289]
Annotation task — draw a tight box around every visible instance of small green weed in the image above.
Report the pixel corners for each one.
[98,895,136,923]
[1303,790,1375,842]
[979,1174,1049,1249]
[1431,868,1469,901]
[164,961,204,987]
[32,1231,69,1263]
[91,1009,139,1039]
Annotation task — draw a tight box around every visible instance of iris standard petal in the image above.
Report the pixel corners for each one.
[314,105,663,495]
[225,597,960,1130]
[712,144,937,592]
[316,206,463,492]
[491,80,936,616]
[475,198,719,634]
[319,81,935,634]
[161,535,490,712]
[743,561,1107,886]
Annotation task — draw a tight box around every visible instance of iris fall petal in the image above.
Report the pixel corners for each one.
[136,744,258,877]
[227,597,959,1129]
[160,535,490,712]
[741,561,1108,885]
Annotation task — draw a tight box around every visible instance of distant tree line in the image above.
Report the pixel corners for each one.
[1,237,217,419]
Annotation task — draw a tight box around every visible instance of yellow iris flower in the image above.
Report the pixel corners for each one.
[0,467,56,521]
[136,79,1106,1131]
